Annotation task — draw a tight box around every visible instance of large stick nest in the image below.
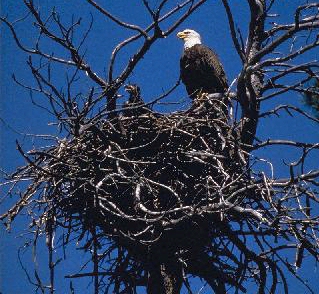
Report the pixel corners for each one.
[13,93,264,259]
[3,90,319,292]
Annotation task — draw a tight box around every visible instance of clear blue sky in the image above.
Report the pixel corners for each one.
[1,1,318,293]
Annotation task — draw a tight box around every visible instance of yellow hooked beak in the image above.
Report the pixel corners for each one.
[177,31,186,39]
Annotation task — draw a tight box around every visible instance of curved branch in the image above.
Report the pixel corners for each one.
[86,0,148,37]
[221,0,246,63]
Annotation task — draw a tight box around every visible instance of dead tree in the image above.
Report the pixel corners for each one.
[1,0,319,293]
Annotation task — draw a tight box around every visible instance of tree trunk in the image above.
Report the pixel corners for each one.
[238,0,265,149]
[147,259,183,294]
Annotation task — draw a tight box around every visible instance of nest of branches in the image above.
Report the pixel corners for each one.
[55,94,252,249]
[1,94,254,278]
[2,91,319,291]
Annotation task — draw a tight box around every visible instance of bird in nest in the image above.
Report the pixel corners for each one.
[177,29,228,100]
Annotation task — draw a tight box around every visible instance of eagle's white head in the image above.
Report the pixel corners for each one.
[177,29,202,49]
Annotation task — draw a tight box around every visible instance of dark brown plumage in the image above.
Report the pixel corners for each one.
[177,29,228,100]
[123,84,150,117]
[180,44,228,99]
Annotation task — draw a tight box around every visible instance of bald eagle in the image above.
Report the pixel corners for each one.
[177,29,228,100]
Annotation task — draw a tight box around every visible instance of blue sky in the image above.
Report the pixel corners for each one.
[1,1,318,293]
